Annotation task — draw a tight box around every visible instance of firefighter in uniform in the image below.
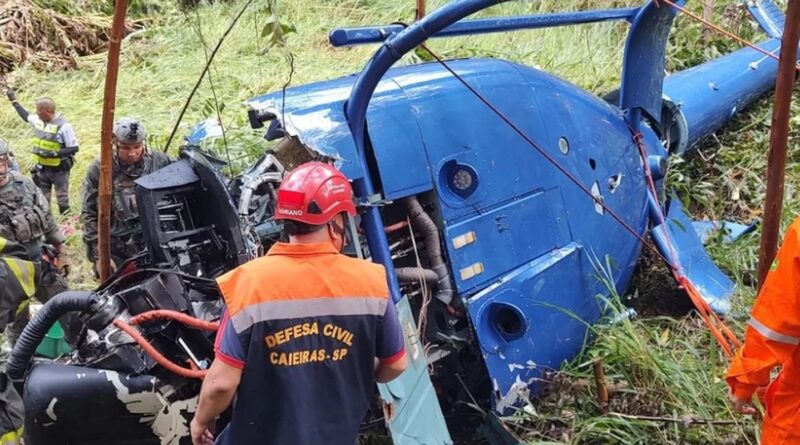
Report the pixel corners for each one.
[6,90,79,215]
[191,162,408,445]
[0,139,79,347]
[0,237,26,445]
[0,238,33,444]
[81,118,171,276]
[0,236,40,342]
[727,216,800,444]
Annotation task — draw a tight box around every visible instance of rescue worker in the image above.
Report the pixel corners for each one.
[0,237,38,330]
[81,118,171,276]
[0,238,34,444]
[190,162,408,445]
[6,89,79,215]
[727,216,800,444]
[0,139,78,347]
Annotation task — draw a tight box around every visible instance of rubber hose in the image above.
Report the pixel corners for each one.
[395,267,439,284]
[129,310,220,331]
[7,291,98,381]
[404,197,455,303]
[113,319,207,380]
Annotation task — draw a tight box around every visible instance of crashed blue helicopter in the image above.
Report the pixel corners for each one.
[8,0,795,444]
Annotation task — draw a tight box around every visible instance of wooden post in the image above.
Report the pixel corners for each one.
[98,0,128,281]
[702,0,715,42]
[757,0,800,289]
[593,359,609,414]
[416,0,426,21]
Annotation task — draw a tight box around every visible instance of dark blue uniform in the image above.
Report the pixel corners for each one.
[214,242,405,444]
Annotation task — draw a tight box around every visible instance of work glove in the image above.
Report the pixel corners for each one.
[5,89,15,102]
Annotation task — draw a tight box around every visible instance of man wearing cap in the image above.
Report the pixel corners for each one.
[81,118,171,276]
[190,161,408,445]
[6,89,78,215]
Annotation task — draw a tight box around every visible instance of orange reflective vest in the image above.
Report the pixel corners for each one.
[213,241,404,445]
[726,216,800,444]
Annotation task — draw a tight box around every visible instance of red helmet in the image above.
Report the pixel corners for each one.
[275,162,356,225]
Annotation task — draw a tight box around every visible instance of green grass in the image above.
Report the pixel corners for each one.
[2,0,798,443]
[509,265,758,444]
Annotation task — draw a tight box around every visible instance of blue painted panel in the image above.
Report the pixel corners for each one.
[185,118,223,146]
[660,1,800,154]
[388,60,549,222]
[692,220,758,244]
[651,196,735,314]
[748,0,785,38]
[370,77,433,199]
[619,1,679,120]
[444,187,572,293]
[247,78,361,179]
[465,243,598,412]
[383,57,651,299]
[512,67,651,297]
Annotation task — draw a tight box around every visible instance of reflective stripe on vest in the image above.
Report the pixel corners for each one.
[0,427,23,445]
[749,316,800,345]
[32,116,65,167]
[2,258,35,299]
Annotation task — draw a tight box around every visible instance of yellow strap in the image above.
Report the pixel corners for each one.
[35,154,61,167]
[33,135,62,166]
[0,426,23,444]
[14,299,29,316]
[33,138,61,151]
[3,258,35,298]
[0,237,6,253]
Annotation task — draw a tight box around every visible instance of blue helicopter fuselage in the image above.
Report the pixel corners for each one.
[248,56,660,408]
[229,1,792,442]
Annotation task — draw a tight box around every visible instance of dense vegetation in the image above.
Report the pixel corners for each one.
[1,0,798,443]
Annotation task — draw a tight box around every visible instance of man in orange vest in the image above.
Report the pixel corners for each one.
[190,162,408,445]
[727,217,800,444]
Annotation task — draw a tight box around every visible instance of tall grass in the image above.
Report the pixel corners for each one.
[512,266,757,444]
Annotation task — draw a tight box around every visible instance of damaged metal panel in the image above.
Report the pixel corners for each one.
[246,73,432,199]
[465,243,595,413]
[651,196,735,314]
[692,220,758,244]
